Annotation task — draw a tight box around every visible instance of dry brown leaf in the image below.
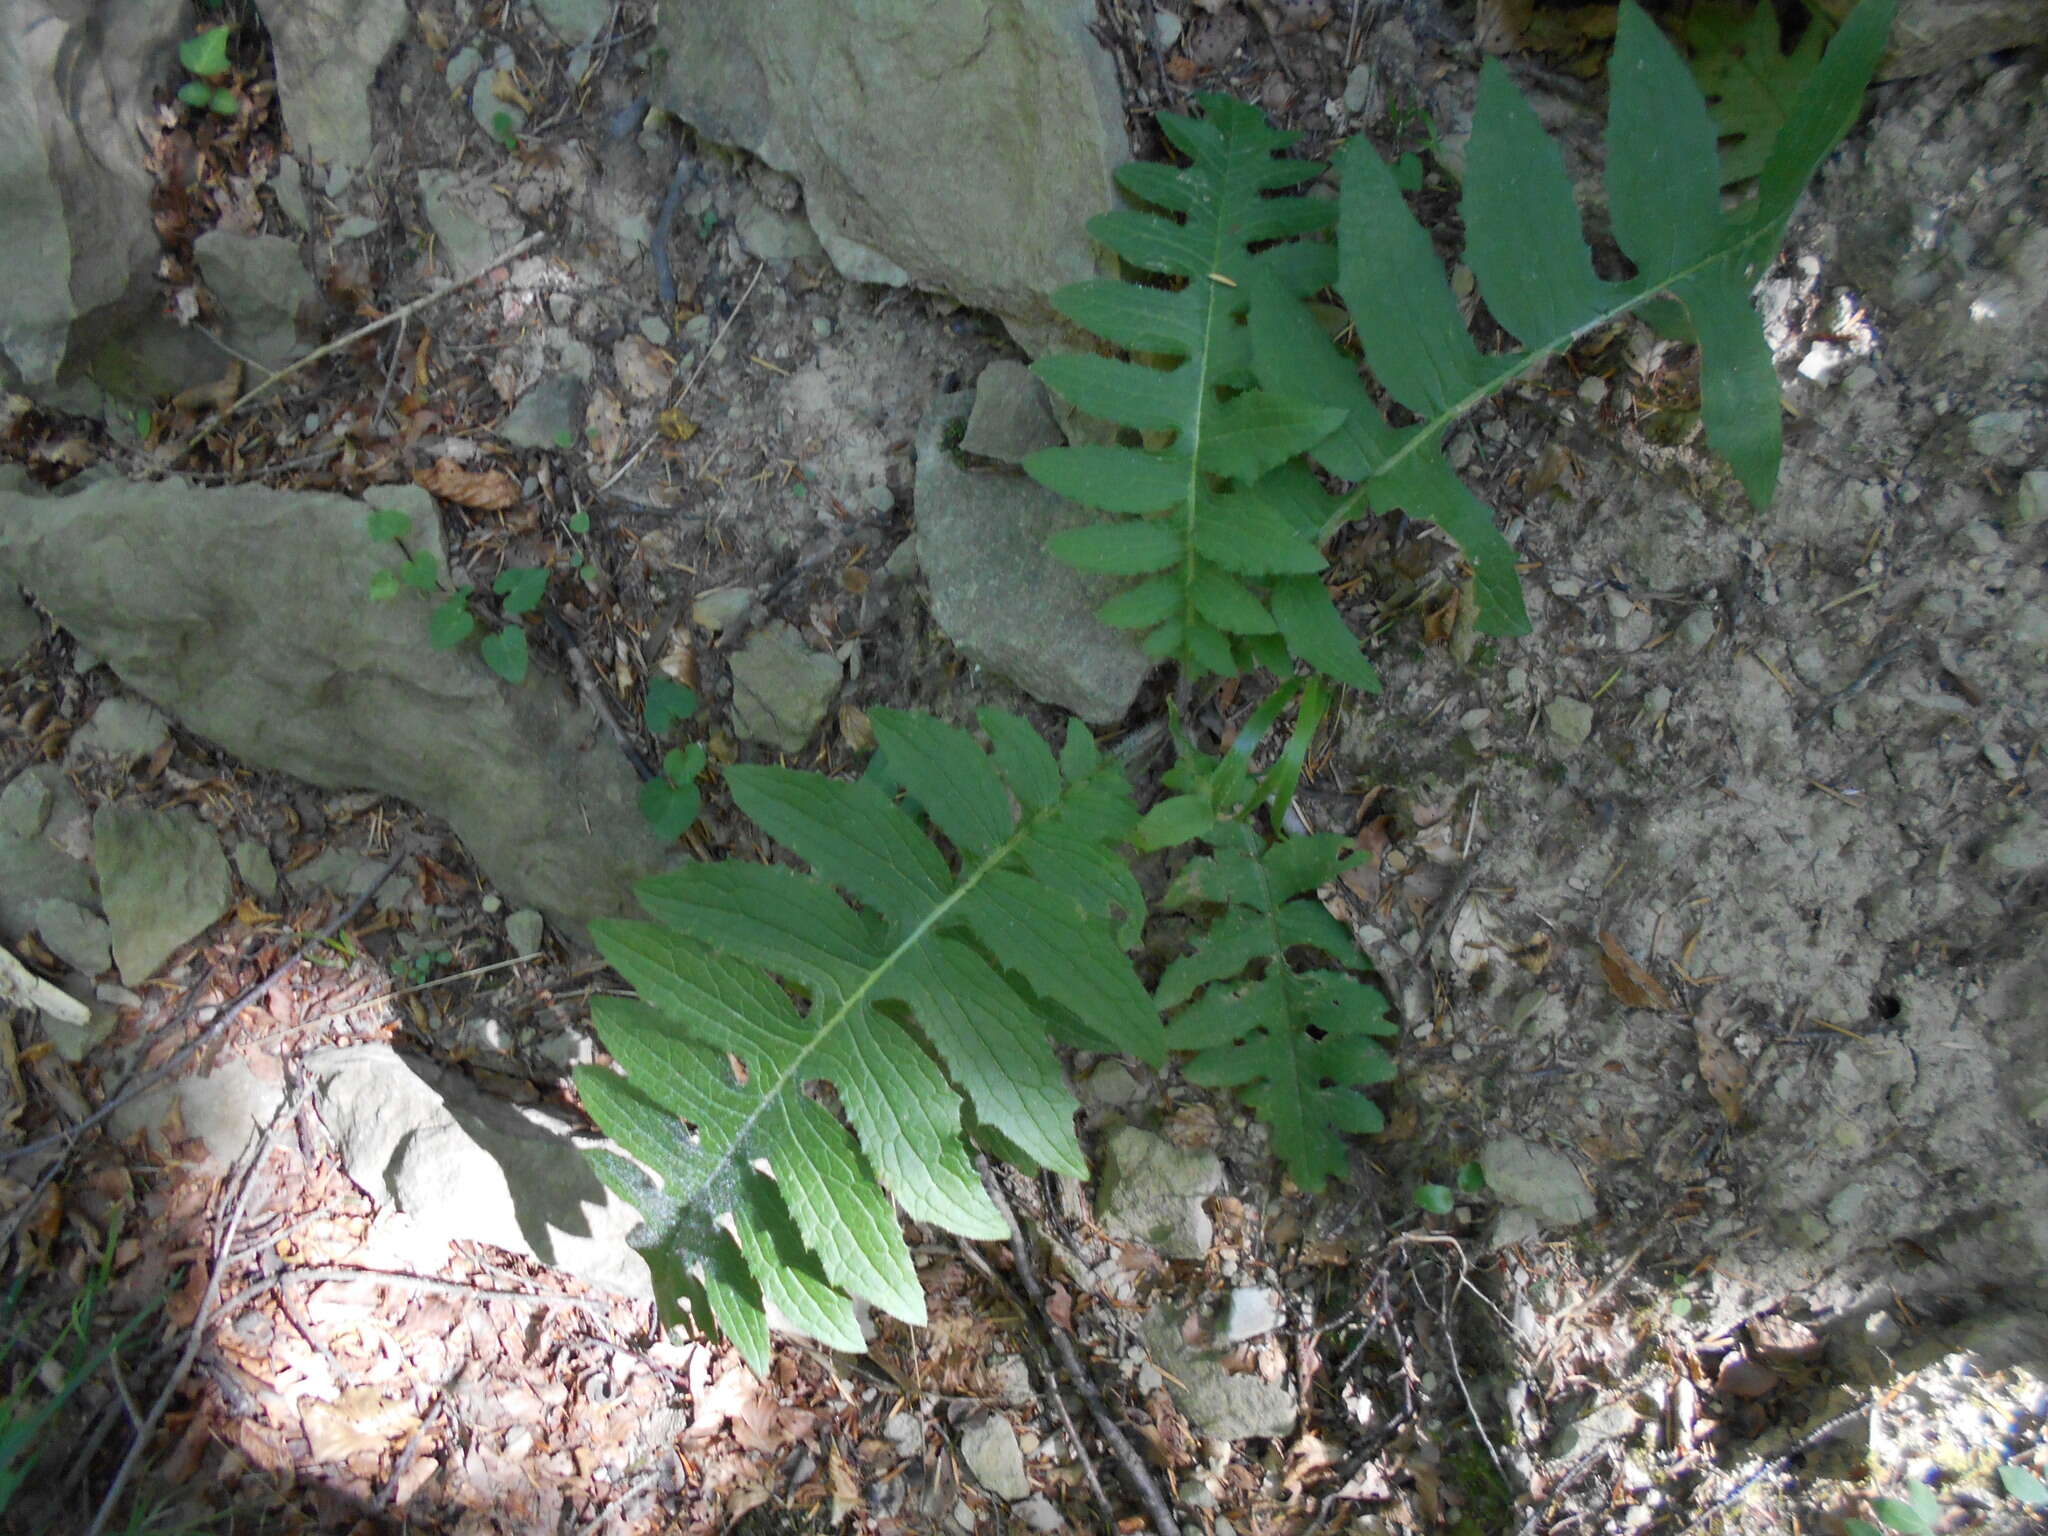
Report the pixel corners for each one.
[300,1385,420,1463]
[1692,1013,1747,1124]
[1599,930,1676,1012]
[827,1442,862,1524]
[415,457,520,511]
[1475,0,1534,53]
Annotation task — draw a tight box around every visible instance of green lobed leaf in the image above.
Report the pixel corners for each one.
[2000,1464,2048,1508]
[1155,820,1395,1191]
[429,591,476,649]
[644,677,699,734]
[494,565,548,616]
[1683,1,1833,186]
[588,712,1152,1361]
[365,507,413,542]
[179,24,230,80]
[479,626,527,684]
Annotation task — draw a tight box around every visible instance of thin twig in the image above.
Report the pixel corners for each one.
[952,1240,1119,1532]
[167,231,547,464]
[980,1165,1183,1536]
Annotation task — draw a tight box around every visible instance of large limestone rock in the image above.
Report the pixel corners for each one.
[0,0,215,403]
[654,0,1128,356]
[1858,0,2048,79]
[252,0,409,172]
[913,391,1151,723]
[0,470,673,938]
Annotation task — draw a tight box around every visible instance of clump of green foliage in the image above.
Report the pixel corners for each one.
[175,24,239,118]
[365,507,543,684]
[1026,0,1893,685]
[571,0,1891,1368]
[577,708,1156,1368]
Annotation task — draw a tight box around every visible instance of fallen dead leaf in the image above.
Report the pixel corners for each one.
[1599,930,1676,1012]
[415,457,520,512]
[301,1384,420,1463]
[613,335,673,401]
[1692,1012,1747,1124]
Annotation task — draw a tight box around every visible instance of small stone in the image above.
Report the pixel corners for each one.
[1220,1286,1284,1344]
[960,361,1062,463]
[638,316,672,346]
[1154,10,1184,50]
[690,586,755,634]
[93,805,234,985]
[1481,1135,1597,1228]
[1097,1125,1220,1260]
[1968,409,2032,465]
[863,483,896,515]
[683,312,714,343]
[32,898,112,975]
[959,1415,1031,1501]
[446,45,482,90]
[1714,1352,1781,1400]
[812,315,834,339]
[193,231,316,372]
[1342,64,1372,115]
[68,697,171,765]
[506,907,545,957]
[882,1412,923,1459]
[728,622,843,753]
[2012,469,2048,529]
[1677,609,1716,649]
[1142,1306,1296,1441]
[500,375,584,450]
[532,0,609,46]
[0,771,53,839]
[1013,1494,1065,1533]
[1985,812,2048,874]
[1545,696,1594,748]
[1080,1060,1143,1107]
[332,214,380,241]
[1577,375,1609,406]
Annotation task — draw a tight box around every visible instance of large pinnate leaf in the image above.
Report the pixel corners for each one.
[1298,0,1893,519]
[1034,0,1890,684]
[577,709,1155,1370]
[1024,96,1379,691]
[1159,826,1395,1193]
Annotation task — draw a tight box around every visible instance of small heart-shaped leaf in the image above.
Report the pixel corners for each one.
[430,592,476,650]
[399,550,440,594]
[638,776,701,841]
[480,626,528,684]
[494,566,548,616]
[644,678,699,735]
[368,570,400,601]
[365,508,413,542]
[179,25,230,80]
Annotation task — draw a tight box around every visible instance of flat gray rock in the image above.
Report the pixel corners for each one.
[961,362,1061,464]
[1481,1135,1597,1229]
[0,767,96,948]
[914,392,1150,724]
[653,0,1127,356]
[532,0,609,47]
[68,696,170,765]
[1096,1125,1219,1261]
[232,839,278,899]
[32,898,111,976]
[728,622,842,753]
[0,586,39,665]
[112,1056,285,1172]
[252,0,408,171]
[93,803,233,984]
[419,170,524,278]
[193,231,317,372]
[0,0,217,405]
[500,374,583,449]
[958,1415,1031,1501]
[1141,1306,1297,1442]
[306,1043,649,1298]
[0,471,672,941]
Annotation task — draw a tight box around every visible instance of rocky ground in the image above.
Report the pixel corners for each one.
[1,1,2045,1535]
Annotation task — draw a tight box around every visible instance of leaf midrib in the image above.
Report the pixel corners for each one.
[676,784,1074,1218]
[1325,189,1788,523]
